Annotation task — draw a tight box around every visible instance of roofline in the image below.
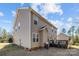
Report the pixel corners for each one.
[17,7,57,29]
[58,33,69,37]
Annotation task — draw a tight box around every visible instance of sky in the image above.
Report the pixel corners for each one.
[0,3,79,34]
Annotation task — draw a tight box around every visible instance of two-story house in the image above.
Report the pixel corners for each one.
[13,7,57,50]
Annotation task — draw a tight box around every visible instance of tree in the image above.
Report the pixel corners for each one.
[67,26,75,36]
[68,30,71,36]
[0,28,2,39]
[75,26,79,35]
[67,26,76,45]
[2,29,9,42]
[8,33,13,43]
[62,28,66,33]
[74,26,79,44]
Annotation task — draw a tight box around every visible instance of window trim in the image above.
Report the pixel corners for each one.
[52,29,53,32]
[34,20,37,25]
[33,14,39,25]
[32,33,39,42]
[33,33,35,42]
[15,22,20,32]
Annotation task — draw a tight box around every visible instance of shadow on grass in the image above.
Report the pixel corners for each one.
[0,44,25,56]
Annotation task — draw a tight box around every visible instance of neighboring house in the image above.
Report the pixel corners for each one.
[57,33,69,48]
[13,7,57,50]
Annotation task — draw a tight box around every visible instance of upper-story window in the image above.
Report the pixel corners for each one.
[55,31,57,33]
[52,29,57,34]
[15,26,18,32]
[33,34,35,42]
[33,14,38,25]
[15,22,20,32]
[18,22,20,30]
[34,20,37,25]
[52,29,53,32]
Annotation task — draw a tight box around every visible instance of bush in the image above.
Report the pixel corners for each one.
[0,39,9,43]
[72,35,79,45]
[8,38,13,43]
[74,43,79,46]
[0,39,4,43]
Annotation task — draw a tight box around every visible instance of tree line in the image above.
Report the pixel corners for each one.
[62,26,79,45]
[0,28,13,43]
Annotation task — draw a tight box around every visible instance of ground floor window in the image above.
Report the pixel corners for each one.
[32,33,39,42]
[33,34,35,42]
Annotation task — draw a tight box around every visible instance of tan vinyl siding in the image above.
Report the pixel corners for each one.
[31,12,40,48]
[39,18,57,40]
[31,11,57,47]
[13,9,31,49]
[13,8,57,49]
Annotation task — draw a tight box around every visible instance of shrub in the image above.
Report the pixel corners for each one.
[74,43,79,46]
[8,38,13,43]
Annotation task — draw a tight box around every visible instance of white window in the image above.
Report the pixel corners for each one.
[18,22,20,30]
[36,33,39,42]
[15,26,18,31]
[55,31,57,33]
[18,22,20,27]
[15,22,20,32]
[32,33,39,42]
[36,34,39,42]
[52,29,53,32]
[34,20,37,25]
[33,14,38,25]
[33,34,35,42]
